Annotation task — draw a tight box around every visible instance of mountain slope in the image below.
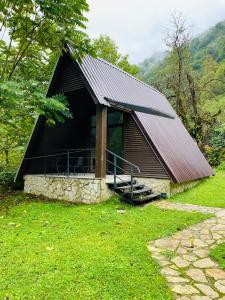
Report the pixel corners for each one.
[190,20,225,69]
[139,20,225,77]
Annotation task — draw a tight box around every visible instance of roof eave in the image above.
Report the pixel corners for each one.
[105,97,175,119]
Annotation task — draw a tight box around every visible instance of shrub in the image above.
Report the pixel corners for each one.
[0,170,20,192]
[218,162,225,171]
[205,124,225,166]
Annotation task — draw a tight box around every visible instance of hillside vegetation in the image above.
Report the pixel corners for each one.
[190,21,225,69]
[139,20,225,79]
[139,18,225,168]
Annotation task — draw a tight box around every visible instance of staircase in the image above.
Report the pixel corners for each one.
[106,149,160,204]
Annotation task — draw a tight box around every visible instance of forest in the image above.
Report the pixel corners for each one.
[0,2,224,190]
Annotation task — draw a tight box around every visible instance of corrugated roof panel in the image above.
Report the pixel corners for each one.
[135,112,214,182]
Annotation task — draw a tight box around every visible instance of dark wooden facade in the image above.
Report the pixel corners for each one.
[123,115,169,178]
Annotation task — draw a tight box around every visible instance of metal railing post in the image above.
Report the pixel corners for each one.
[67,150,70,177]
[114,155,117,190]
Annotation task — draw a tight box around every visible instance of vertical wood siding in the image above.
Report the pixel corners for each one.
[123,115,170,179]
[53,55,85,93]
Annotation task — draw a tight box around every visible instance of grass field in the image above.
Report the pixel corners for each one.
[0,193,208,300]
[170,170,225,208]
[210,243,225,270]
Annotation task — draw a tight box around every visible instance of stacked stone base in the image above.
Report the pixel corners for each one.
[24,175,113,204]
[134,177,200,198]
[24,175,202,204]
[134,177,171,196]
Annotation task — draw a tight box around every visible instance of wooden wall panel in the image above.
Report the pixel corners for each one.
[53,55,85,93]
[123,115,169,179]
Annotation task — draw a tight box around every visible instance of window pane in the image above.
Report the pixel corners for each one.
[108,112,123,126]
[108,126,123,157]
[91,115,96,127]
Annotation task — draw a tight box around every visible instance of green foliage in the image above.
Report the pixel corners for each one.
[210,243,225,269]
[190,21,225,70]
[0,0,93,170]
[138,52,167,83]
[0,0,92,80]
[138,18,225,161]
[171,170,225,208]
[218,162,225,171]
[0,170,16,192]
[0,170,15,185]
[94,34,140,77]
[0,78,73,170]
[205,124,225,166]
[0,79,72,123]
[0,194,208,299]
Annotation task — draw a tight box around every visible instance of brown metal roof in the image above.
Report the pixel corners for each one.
[73,50,214,183]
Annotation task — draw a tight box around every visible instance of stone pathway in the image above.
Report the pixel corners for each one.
[148,201,225,300]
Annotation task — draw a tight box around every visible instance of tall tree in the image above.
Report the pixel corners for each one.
[143,13,225,152]
[0,0,93,169]
[0,0,92,80]
[164,13,191,129]
[94,35,140,77]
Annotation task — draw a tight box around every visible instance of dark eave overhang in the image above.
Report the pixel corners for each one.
[105,97,175,119]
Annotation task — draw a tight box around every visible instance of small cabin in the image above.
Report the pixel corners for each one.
[16,45,214,204]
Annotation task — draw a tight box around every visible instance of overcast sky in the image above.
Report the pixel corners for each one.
[86,0,225,64]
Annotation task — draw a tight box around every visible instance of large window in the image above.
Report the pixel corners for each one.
[90,111,123,156]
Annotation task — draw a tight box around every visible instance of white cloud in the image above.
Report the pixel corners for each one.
[86,0,225,63]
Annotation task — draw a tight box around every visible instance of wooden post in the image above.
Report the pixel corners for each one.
[95,105,107,178]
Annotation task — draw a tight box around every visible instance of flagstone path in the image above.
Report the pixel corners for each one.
[148,201,225,300]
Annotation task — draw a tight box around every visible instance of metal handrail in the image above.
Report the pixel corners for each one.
[106,168,133,188]
[106,149,141,198]
[107,159,133,175]
[106,149,141,173]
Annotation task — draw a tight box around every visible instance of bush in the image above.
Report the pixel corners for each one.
[0,170,20,192]
[218,162,225,171]
[205,124,225,166]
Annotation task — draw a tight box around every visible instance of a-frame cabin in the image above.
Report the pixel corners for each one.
[16,46,214,203]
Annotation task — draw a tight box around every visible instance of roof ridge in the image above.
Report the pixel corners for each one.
[94,56,166,97]
[66,44,165,98]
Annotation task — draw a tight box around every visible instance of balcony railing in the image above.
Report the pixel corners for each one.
[24,148,96,176]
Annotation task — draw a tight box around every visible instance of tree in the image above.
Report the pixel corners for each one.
[0,0,92,80]
[0,0,93,169]
[145,13,225,151]
[0,0,93,125]
[93,35,140,77]
[164,13,192,129]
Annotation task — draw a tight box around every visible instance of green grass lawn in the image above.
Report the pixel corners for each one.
[0,193,209,300]
[210,243,225,269]
[170,170,225,208]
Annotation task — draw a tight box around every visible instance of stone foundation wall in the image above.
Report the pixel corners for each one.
[24,175,113,204]
[134,177,171,196]
[134,177,201,197]
[24,175,203,204]
[170,179,200,196]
